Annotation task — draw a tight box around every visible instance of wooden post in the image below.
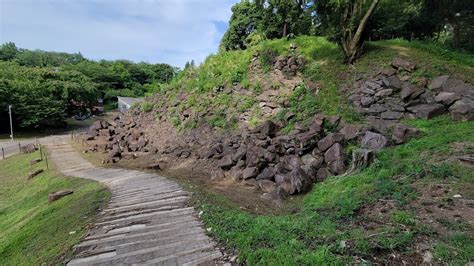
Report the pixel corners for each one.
[43,148,49,170]
[39,145,43,161]
[71,130,74,141]
[18,142,21,153]
[1,147,4,159]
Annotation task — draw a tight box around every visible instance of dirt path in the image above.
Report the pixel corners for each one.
[46,139,223,265]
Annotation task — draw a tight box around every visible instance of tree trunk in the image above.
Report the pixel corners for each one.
[451,20,461,48]
[342,0,379,64]
[283,22,288,38]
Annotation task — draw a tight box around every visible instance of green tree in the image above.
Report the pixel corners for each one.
[316,0,380,63]
[0,42,18,61]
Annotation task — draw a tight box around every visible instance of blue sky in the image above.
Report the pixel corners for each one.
[0,0,238,67]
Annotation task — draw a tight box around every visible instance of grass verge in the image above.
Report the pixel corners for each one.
[192,116,474,264]
[0,150,110,265]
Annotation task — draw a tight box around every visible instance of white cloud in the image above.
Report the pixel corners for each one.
[0,0,237,67]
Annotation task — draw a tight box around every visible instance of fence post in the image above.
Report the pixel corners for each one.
[71,130,74,141]
[18,142,21,153]
[1,147,4,159]
[43,148,49,170]
[39,144,43,161]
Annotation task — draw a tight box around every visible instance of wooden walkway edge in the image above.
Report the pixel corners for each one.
[46,141,222,265]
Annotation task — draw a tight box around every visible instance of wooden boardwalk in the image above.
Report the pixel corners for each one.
[47,141,222,265]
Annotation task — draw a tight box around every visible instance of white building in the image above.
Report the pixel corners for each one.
[117,97,144,112]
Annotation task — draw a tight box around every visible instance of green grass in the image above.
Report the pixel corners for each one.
[0,151,110,265]
[193,116,474,264]
[155,36,474,132]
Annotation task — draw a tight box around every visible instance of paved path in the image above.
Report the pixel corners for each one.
[46,140,222,265]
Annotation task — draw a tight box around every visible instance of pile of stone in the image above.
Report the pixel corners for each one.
[349,58,473,124]
[273,54,305,76]
[250,43,305,77]
[86,110,421,201]
[86,115,153,164]
[199,115,418,201]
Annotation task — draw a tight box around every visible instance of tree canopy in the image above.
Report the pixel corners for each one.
[0,43,176,128]
[222,0,474,61]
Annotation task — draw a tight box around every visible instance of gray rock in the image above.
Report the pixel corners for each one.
[391,58,416,72]
[242,167,259,180]
[232,146,247,162]
[380,111,404,120]
[386,75,402,90]
[430,75,449,91]
[218,155,234,170]
[324,143,345,163]
[407,104,446,119]
[361,96,375,107]
[275,167,311,194]
[256,167,276,181]
[367,116,396,134]
[434,92,461,106]
[442,79,474,98]
[381,68,397,77]
[362,104,387,115]
[449,98,474,121]
[391,124,420,144]
[318,133,345,152]
[375,89,393,98]
[339,124,359,140]
[361,131,388,151]
[21,143,37,154]
[400,83,424,101]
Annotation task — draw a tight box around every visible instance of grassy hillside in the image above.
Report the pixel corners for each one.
[147,36,474,132]
[139,37,474,264]
[0,151,110,265]
[193,116,474,264]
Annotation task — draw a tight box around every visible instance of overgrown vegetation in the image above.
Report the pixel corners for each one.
[158,34,474,131]
[193,116,474,264]
[0,151,110,264]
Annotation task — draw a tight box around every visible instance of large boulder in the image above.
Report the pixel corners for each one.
[400,83,424,101]
[256,166,276,181]
[324,143,346,175]
[217,155,234,170]
[361,131,388,151]
[442,79,474,98]
[449,98,474,121]
[255,120,279,137]
[430,75,449,91]
[407,104,445,119]
[275,167,311,194]
[435,92,461,106]
[386,75,402,90]
[391,124,420,144]
[380,111,404,120]
[21,143,37,154]
[339,124,359,140]
[318,133,344,152]
[391,58,416,72]
[242,167,259,180]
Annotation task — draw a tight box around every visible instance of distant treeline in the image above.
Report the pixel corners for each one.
[0,43,176,128]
